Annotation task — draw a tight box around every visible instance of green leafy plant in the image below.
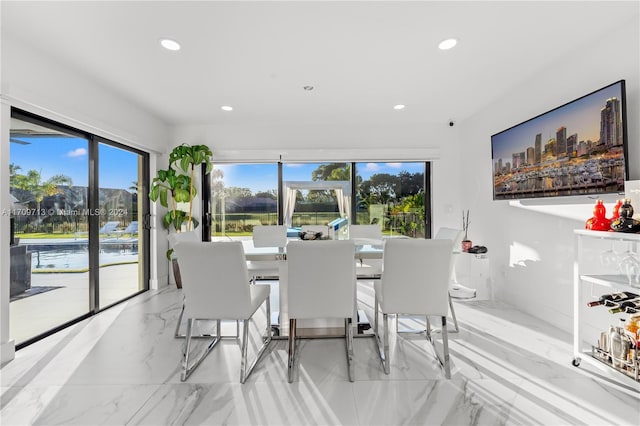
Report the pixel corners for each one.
[149,144,213,259]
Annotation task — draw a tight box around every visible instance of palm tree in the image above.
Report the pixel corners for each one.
[12,169,73,231]
[9,163,22,186]
[128,181,138,193]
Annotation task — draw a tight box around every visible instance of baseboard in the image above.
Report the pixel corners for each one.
[1,339,15,365]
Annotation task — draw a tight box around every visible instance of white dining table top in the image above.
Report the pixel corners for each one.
[241,238,384,261]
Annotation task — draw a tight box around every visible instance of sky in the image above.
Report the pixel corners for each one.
[491,81,624,163]
[10,136,139,190]
[215,162,425,193]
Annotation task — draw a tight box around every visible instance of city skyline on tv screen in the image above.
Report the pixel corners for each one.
[492,80,626,200]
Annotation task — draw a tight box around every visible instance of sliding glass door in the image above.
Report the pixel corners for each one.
[97,141,148,309]
[9,115,91,344]
[9,109,149,347]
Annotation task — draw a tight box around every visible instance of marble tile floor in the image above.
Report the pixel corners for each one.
[1,281,639,425]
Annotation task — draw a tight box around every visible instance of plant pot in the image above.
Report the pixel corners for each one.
[461,240,472,252]
[172,258,183,289]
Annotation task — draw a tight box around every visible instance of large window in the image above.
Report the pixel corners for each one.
[211,163,279,237]
[208,161,430,239]
[9,109,150,347]
[282,162,350,228]
[354,162,427,238]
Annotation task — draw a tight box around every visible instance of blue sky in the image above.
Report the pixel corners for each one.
[10,137,139,190]
[11,135,424,194]
[492,82,623,163]
[216,162,425,193]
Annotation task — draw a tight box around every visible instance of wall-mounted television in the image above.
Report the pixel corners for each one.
[492,80,627,201]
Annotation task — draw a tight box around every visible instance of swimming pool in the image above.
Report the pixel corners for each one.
[24,240,138,272]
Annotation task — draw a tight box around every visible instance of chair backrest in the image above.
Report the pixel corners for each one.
[380,238,454,316]
[434,227,463,246]
[252,225,288,248]
[167,230,200,248]
[349,224,382,240]
[287,240,356,319]
[174,241,253,319]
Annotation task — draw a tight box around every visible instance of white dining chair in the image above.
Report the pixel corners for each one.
[170,231,202,338]
[349,224,383,277]
[247,225,288,281]
[173,241,272,383]
[374,238,455,378]
[286,239,357,382]
[434,227,468,333]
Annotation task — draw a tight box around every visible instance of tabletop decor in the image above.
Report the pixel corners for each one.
[462,210,472,252]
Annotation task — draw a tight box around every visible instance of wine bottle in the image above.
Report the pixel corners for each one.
[609,298,640,314]
[587,291,639,307]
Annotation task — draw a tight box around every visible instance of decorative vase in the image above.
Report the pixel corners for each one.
[172,258,183,289]
[585,200,611,231]
[611,198,640,233]
[461,240,472,252]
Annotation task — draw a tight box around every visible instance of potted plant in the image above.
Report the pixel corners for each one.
[149,143,213,286]
[461,210,472,252]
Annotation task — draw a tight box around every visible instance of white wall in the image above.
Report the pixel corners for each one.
[0,34,171,363]
[459,16,640,332]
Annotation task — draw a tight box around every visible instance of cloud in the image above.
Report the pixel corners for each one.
[67,148,87,158]
[364,163,380,171]
[386,163,402,168]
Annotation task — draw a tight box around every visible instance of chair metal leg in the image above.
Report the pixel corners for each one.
[239,296,273,384]
[174,302,185,338]
[426,316,432,341]
[288,318,297,383]
[448,294,460,333]
[373,295,388,373]
[382,313,390,374]
[429,316,451,379]
[240,318,249,383]
[175,300,218,339]
[374,295,379,336]
[345,317,354,382]
[181,318,220,381]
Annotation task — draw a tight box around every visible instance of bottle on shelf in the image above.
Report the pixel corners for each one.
[609,298,640,314]
[610,319,632,368]
[587,291,639,307]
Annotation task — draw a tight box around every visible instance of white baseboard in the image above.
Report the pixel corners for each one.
[1,339,15,365]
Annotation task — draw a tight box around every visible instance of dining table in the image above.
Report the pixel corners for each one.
[241,237,385,337]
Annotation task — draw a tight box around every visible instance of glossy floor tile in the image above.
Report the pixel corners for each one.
[1,282,639,425]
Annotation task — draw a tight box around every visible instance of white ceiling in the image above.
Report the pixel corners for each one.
[2,1,639,130]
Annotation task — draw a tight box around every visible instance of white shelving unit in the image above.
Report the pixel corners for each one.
[573,229,640,384]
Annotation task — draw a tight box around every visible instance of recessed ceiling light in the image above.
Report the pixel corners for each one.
[160,38,181,51]
[438,38,458,50]
[393,104,406,110]
[221,105,233,111]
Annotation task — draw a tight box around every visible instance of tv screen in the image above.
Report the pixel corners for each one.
[492,80,627,201]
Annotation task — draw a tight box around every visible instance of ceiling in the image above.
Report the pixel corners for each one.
[2,1,639,130]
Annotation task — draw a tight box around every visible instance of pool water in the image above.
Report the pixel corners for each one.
[31,250,138,271]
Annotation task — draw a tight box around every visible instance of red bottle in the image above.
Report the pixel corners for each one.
[610,199,623,221]
[585,200,612,231]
